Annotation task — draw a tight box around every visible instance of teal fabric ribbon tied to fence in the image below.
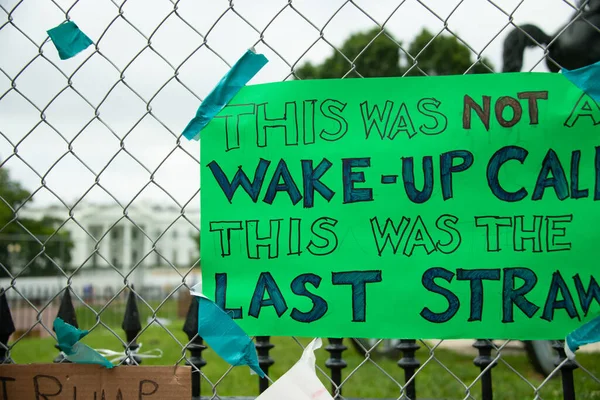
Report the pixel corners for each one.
[47,21,93,60]
[565,314,600,359]
[558,62,600,361]
[562,60,600,103]
[194,292,265,377]
[53,317,113,368]
[182,49,268,141]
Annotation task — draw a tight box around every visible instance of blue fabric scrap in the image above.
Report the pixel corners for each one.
[565,314,600,358]
[197,296,265,377]
[182,49,268,141]
[53,317,113,368]
[47,21,93,60]
[562,60,600,103]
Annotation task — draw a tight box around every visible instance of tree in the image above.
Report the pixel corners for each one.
[298,29,403,79]
[407,29,492,75]
[0,168,73,277]
[296,28,493,79]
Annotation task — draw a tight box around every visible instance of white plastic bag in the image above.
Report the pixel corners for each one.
[256,338,334,400]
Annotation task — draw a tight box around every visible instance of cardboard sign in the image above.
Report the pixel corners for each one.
[201,73,600,339]
[0,364,191,399]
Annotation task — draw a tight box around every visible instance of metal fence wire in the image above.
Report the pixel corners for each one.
[1,0,599,399]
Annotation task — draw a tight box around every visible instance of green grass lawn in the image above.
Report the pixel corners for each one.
[70,296,181,328]
[7,318,600,399]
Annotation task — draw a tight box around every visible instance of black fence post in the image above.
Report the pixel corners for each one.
[473,339,496,400]
[121,286,142,365]
[183,297,206,400]
[397,340,420,400]
[325,338,347,399]
[256,336,274,393]
[0,288,15,364]
[54,288,78,363]
[553,340,577,400]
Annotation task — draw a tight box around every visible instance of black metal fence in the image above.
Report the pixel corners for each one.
[0,286,594,400]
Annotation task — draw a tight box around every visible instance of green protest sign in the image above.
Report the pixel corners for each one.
[201,73,600,339]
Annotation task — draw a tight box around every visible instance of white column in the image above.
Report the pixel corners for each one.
[123,224,132,272]
[123,224,143,289]
[77,228,88,268]
[103,224,112,268]
[137,228,146,289]
[139,225,147,268]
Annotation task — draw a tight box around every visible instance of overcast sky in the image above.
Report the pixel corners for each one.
[0,0,580,212]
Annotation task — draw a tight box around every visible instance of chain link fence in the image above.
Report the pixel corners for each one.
[1,0,599,398]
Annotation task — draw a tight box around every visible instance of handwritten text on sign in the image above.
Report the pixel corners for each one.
[0,364,191,399]
[201,73,600,339]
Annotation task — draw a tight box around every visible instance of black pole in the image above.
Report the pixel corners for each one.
[473,339,496,400]
[183,296,206,400]
[553,340,577,400]
[121,285,142,365]
[325,338,347,399]
[0,288,15,364]
[54,288,78,363]
[397,340,420,400]
[256,336,274,393]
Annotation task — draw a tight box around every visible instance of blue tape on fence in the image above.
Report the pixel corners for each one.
[562,60,600,103]
[47,21,93,60]
[54,317,87,347]
[565,314,600,359]
[197,296,265,377]
[182,49,268,141]
[54,317,113,368]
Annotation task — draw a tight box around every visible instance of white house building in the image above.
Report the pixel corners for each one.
[5,202,201,295]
